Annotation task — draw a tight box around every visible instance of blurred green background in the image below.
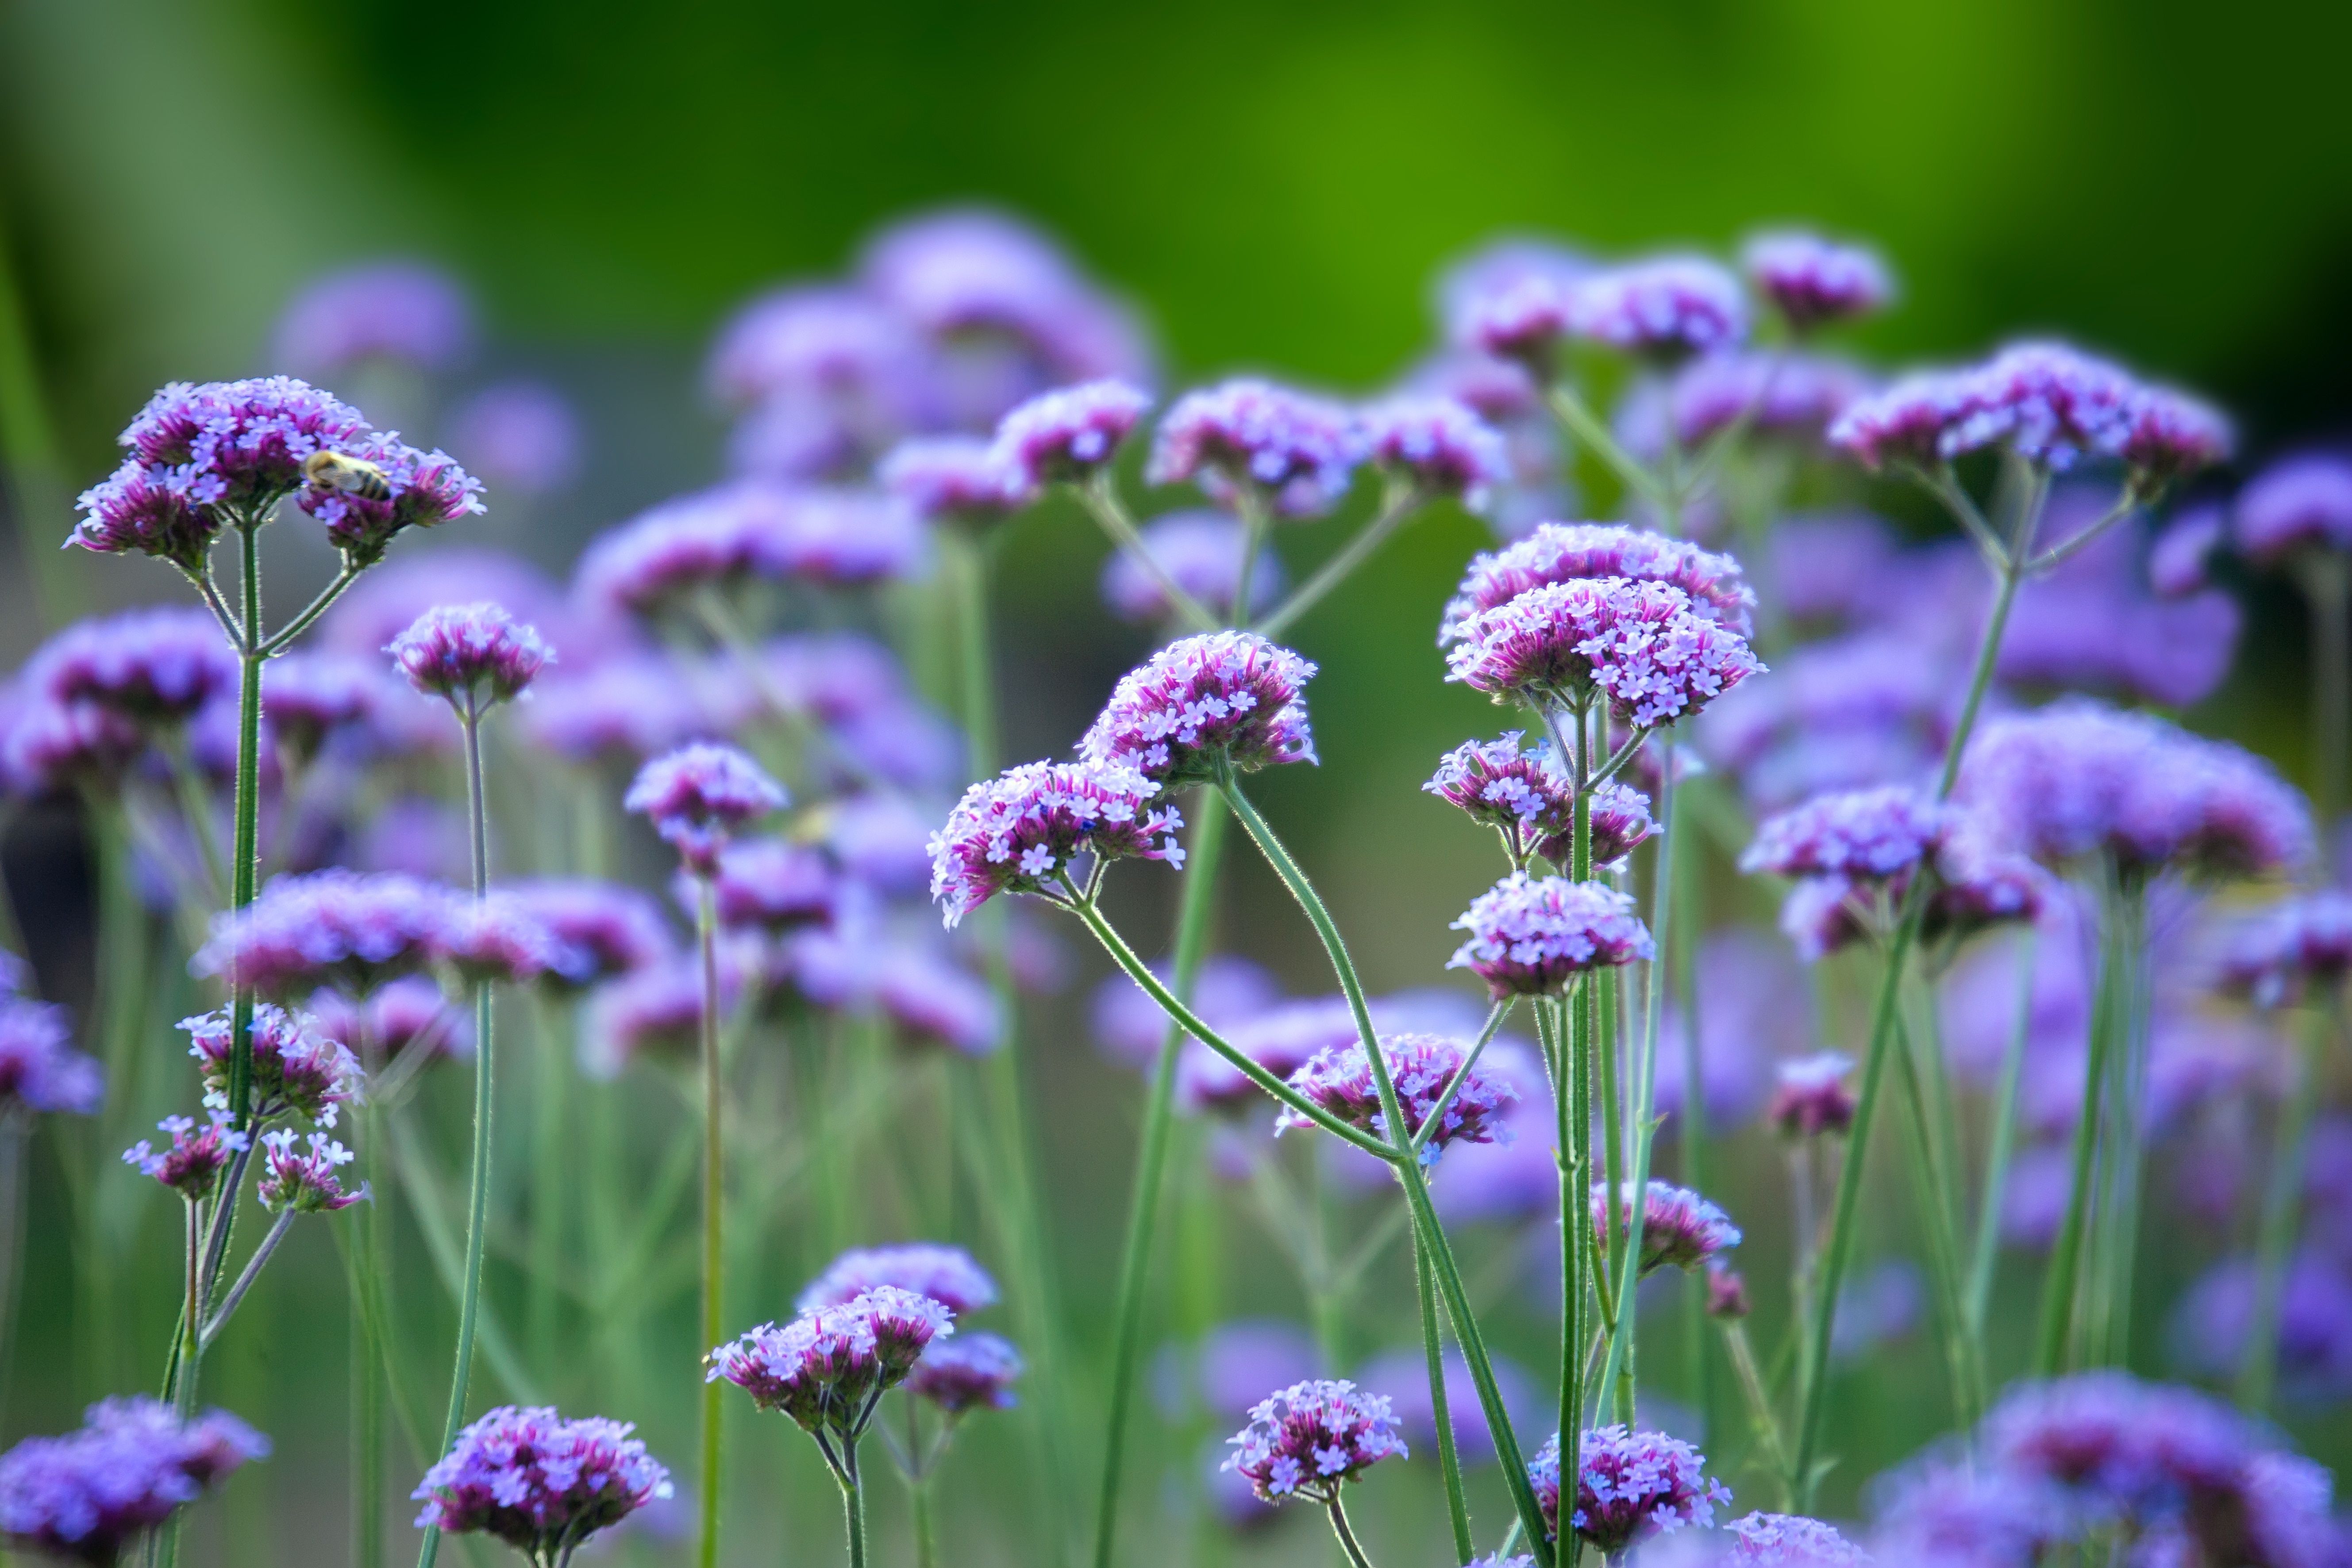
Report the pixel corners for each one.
[4,0,2351,1562]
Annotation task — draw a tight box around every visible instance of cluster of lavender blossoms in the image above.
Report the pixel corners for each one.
[411,1406,672,1564]
[0,1397,267,1564]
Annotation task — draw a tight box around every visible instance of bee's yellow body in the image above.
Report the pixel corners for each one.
[302,450,393,502]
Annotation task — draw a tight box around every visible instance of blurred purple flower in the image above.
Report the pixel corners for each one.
[2236,453,2352,566]
[626,743,787,876]
[0,1395,267,1563]
[988,379,1151,489]
[799,1242,997,1316]
[445,381,582,497]
[0,995,101,1116]
[1564,256,1748,360]
[1355,395,1509,508]
[271,261,473,378]
[1741,231,1892,331]
[1098,512,1285,626]
[410,1405,670,1558]
[2171,1252,2352,1402]
[1147,380,1365,519]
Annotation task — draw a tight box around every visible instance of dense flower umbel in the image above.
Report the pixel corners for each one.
[988,379,1151,489]
[0,996,102,1116]
[1440,521,1756,642]
[1355,395,1510,507]
[797,1243,999,1317]
[23,608,238,727]
[192,870,454,998]
[879,436,1029,529]
[1538,783,1657,870]
[1957,699,2312,880]
[1078,632,1318,786]
[182,1003,363,1127]
[1565,256,1749,359]
[574,482,924,617]
[1450,874,1655,997]
[1221,1380,1408,1504]
[1620,352,1872,457]
[706,1287,955,1434]
[906,1332,1024,1416]
[2216,893,2352,1009]
[1147,380,1365,518]
[1425,733,1575,859]
[1591,1180,1744,1274]
[1528,1425,1730,1551]
[123,1113,250,1202]
[385,603,552,709]
[1741,785,1949,881]
[1741,231,1892,331]
[433,896,563,987]
[272,261,474,378]
[70,377,371,568]
[1767,1053,1858,1139]
[2237,454,2352,566]
[697,840,836,932]
[1099,512,1283,625]
[1445,578,1764,728]
[1274,1032,1519,1163]
[1724,1511,1872,1566]
[294,429,486,564]
[263,652,408,763]
[503,880,674,991]
[625,743,788,876]
[410,1405,673,1561]
[255,1129,363,1213]
[927,759,1184,925]
[0,1395,267,1564]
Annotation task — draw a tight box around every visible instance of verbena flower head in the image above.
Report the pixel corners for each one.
[123,1113,249,1202]
[1741,231,1892,331]
[1868,1460,2072,1568]
[1078,632,1317,786]
[0,697,145,799]
[182,1002,363,1127]
[1567,256,1749,360]
[385,602,552,710]
[2151,504,2227,599]
[24,609,238,728]
[0,1395,266,1564]
[1445,577,1765,728]
[1767,1052,1858,1139]
[928,759,1185,926]
[293,430,486,565]
[1538,782,1658,870]
[447,382,582,498]
[706,283,934,413]
[1450,873,1654,997]
[575,482,923,618]
[1274,1032,1520,1163]
[192,870,454,998]
[906,1331,1024,1416]
[1957,700,2312,881]
[625,743,787,875]
[271,261,473,378]
[697,840,835,933]
[878,435,1030,530]
[502,880,673,991]
[71,377,370,568]
[1741,785,1949,881]
[1724,1511,1873,1565]
[0,996,102,1117]
[1099,512,1283,626]
[1707,1263,1751,1321]
[706,1287,955,1435]
[1440,521,1756,643]
[1221,1379,1408,1504]
[797,1243,998,1317]
[431,895,563,988]
[264,652,408,764]
[1591,1180,1744,1274]
[255,1129,363,1213]
[871,946,1002,1055]
[1528,1424,1730,1552]
[410,1405,672,1561]
[1355,395,1509,508]
[310,975,470,1065]
[2122,387,2234,489]
[2216,892,2352,1009]
[1147,379,1365,519]
[1425,732,1575,859]
[988,379,1151,489]
[2236,454,2352,566]
[1621,352,1872,457]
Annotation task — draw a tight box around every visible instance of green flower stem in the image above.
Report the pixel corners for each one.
[226,513,265,1137]
[911,1468,938,1568]
[1077,472,1219,633]
[1565,728,1594,1468]
[527,993,569,1379]
[198,1209,295,1349]
[1889,1009,1979,1425]
[419,709,499,1568]
[2299,555,2351,828]
[694,875,724,1568]
[1672,820,1713,1441]
[1214,774,1552,1565]
[1409,999,1516,1157]
[837,1440,870,1568]
[1544,385,1667,509]
[2094,883,2153,1368]
[257,558,363,657]
[2239,998,2338,1412]
[1092,792,1229,1568]
[1416,1233,1476,1565]
[1964,929,2036,1339]
[1326,1495,1378,1568]
[1253,479,1422,639]
[2033,870,2125,1377]
[1717,1319,1791,1499]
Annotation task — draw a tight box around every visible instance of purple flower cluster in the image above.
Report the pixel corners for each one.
[625,743,788,876]
[1098,512,1284,626]
[1957,700,2312,881]
[1742,785,1948,881]
[2216,892,2352,1008]
[1829,341,2231,485]
[1147,380,1364,518]
[255,1129,363,1212]
[21,608,237,727]
[295,430,487,564]
[271,261,473,378]
[0,994,102,1116]
[797,1243,998,1317]
[706,1286,955,1434]
[410,1405,671,1559]
[385,603,552,710]
[1565,256,1749,359]
[1441,522,1756,643]
[1446,577,1764,728]
[1767,1053,1857,1139]
[434,895,566,987]
[1527,1424,1730,1552]
[1424,733,1574,859]
[1078,632,1317,786]
[905,1331,1024,1416]
[503,880,675,991]
[878,436,1028,530]
[0,1396,266,1563]
[927,760,1184,925]
[1450,873,1655,997]
[182,1002,363,1126]
[575,482,924,618]
[1221,1379,1408,1504]
[696,839,836,932]
[1274,1032,1520,1161]
[1620,352,1872,457]
[1355,396,1510,507]
[2236,454,2352,566]
[1724,1511,1872,1565]
[123,1113,249,1201]
[191,871,450,998]
[1741,231,1892,331]
[1590,1179,1744,1274]
[988,378,1151,489]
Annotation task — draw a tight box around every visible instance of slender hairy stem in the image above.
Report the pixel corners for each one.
[1565,719,1594,1492]
[343,1187,387,1568]
[1254,481,1421,638]
[258,559,362,656]
[175,1201,202,1417]
[1092,794,1228,1568]
[200,1209,296,1348]
[527,994,568,1375]
[2033,869,2123,1377]
[1889,1010,1979,1425]
[840,1440,869,1568]
[1077,471,1217,632]
[226,512,265,1137]
[1718,1320,1791,1500]
[695,875,724,1568]
[1965,929,2036,1336]
[1544,384,1667,508]
[1416,1233,1475,1564]
[1411,999,1516,1156]
[1326,1495,1378,1568]
[2239,1000,2335,1412]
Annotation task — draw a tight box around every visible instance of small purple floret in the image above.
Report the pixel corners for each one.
[1274,1032,1519,1163]
[1725,1510,1872,1565]
[123,1113,249,1201]
[1355,395,1510,508]
[906,1331,1024,1416]
[2237,454,2352,566]
[988,379,1151,489]
[1444,577,1764,729]
[1590,1179,1744,1274]
[256,1129,364,1213]
[182,1002,363,1126]
[0,995,102,1117]
[1741,231,1892,331]
[879,436,1030,528]
[1741,785,1948,881]
[1440,521,1755,643]
[192,870,454,998]
[1767,1053,1857,1140]
[0,1395,267,1562]
[1566,256,1749,359]
[706,1287,955,1434]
